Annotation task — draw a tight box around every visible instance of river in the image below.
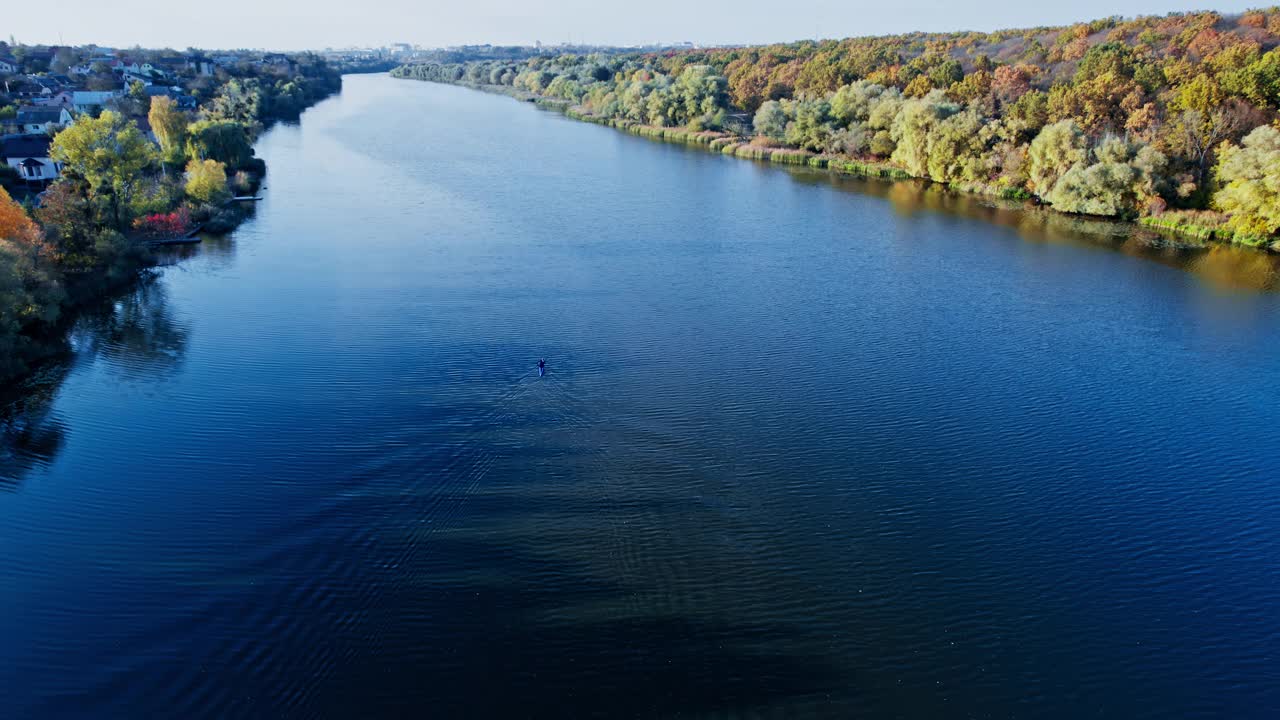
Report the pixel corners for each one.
[2,73,1279,718]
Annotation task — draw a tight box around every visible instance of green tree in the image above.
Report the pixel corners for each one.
[1042,136,1166,217]
[1221,48,1280,108]
[1027,119,1088,194]
[830,80,892,125]
[925,109,987,183]
[753,100,789,140]
[185,119,253,168]
[0,238,65,379]
[889,92,961,178]
[50,111,157,228]
[204,78,263,125]
[784,99,833,152]
[1214,125,1280,239]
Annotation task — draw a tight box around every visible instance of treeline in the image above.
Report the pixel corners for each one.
[393,8,1280,248]
[0,56,341,382]
[187,55,342,126]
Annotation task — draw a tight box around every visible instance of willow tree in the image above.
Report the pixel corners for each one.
[1027,120,1088,195]
[148,96,189,166]
[1214,125,1280,240]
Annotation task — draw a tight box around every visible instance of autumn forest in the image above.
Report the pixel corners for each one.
[393,8,1280,247]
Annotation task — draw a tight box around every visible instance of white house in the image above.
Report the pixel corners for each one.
[15,106,73,135]
[1,135,62,183]
[0,57,18,74]
[111,59,143,74]
[71,90,119,115]
[72,56,116,74]
[123,70,153,86]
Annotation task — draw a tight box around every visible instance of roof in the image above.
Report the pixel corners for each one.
[20,157,45,168]
[17,108,65,125]
[72,91,117,103]
[0,134,53,160]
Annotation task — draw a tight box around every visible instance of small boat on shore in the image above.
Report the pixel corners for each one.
[147,235,202,246]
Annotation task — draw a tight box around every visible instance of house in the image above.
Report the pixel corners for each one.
[15,106,73,135]
[213,54,241,67]
[152,56,187,72]
[142,86,198,111]
[71,90,119,115]
[72,56,115,74]
[46,91,76,109]
[0,134,62,183]
[111,59,143,74]
[0,57,18,74]
[185,56,215,76]
[30,76,64,94]
[262,53,292,67]
[122,70,153,86]
[5,78,54,98]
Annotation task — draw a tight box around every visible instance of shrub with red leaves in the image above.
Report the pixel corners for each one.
[132,208,193,239]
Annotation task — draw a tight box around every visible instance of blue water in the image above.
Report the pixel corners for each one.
[2,74,1278,718]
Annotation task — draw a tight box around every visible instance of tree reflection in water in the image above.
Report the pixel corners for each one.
[72,275,190,380]
[782,167,1280,292]
[0,364,68,489]
[1,273,189,488]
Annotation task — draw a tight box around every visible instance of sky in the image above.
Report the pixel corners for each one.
[6,1,1268,51]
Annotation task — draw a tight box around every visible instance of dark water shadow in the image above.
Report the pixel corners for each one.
[302,531,845,719]
[0,273,190,489]
[0,363,70,490]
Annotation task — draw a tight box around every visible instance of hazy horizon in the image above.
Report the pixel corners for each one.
[4,1,1268,52]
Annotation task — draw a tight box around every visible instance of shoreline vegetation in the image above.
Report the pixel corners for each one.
[391,8,1280,251]
[1,51,341,384]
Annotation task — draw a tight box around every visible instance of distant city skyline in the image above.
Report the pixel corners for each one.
[5,1,1267,51]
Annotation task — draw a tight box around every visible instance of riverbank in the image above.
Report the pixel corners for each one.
[394,75,1258,251]
[1,81,342,386]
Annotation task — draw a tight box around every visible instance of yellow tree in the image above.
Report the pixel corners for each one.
[148,96,189,165]
[185,159,230,205]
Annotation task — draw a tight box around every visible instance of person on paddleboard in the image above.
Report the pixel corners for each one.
[538,359,546,376]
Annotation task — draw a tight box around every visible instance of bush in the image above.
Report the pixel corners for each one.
[132,208,193,239]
